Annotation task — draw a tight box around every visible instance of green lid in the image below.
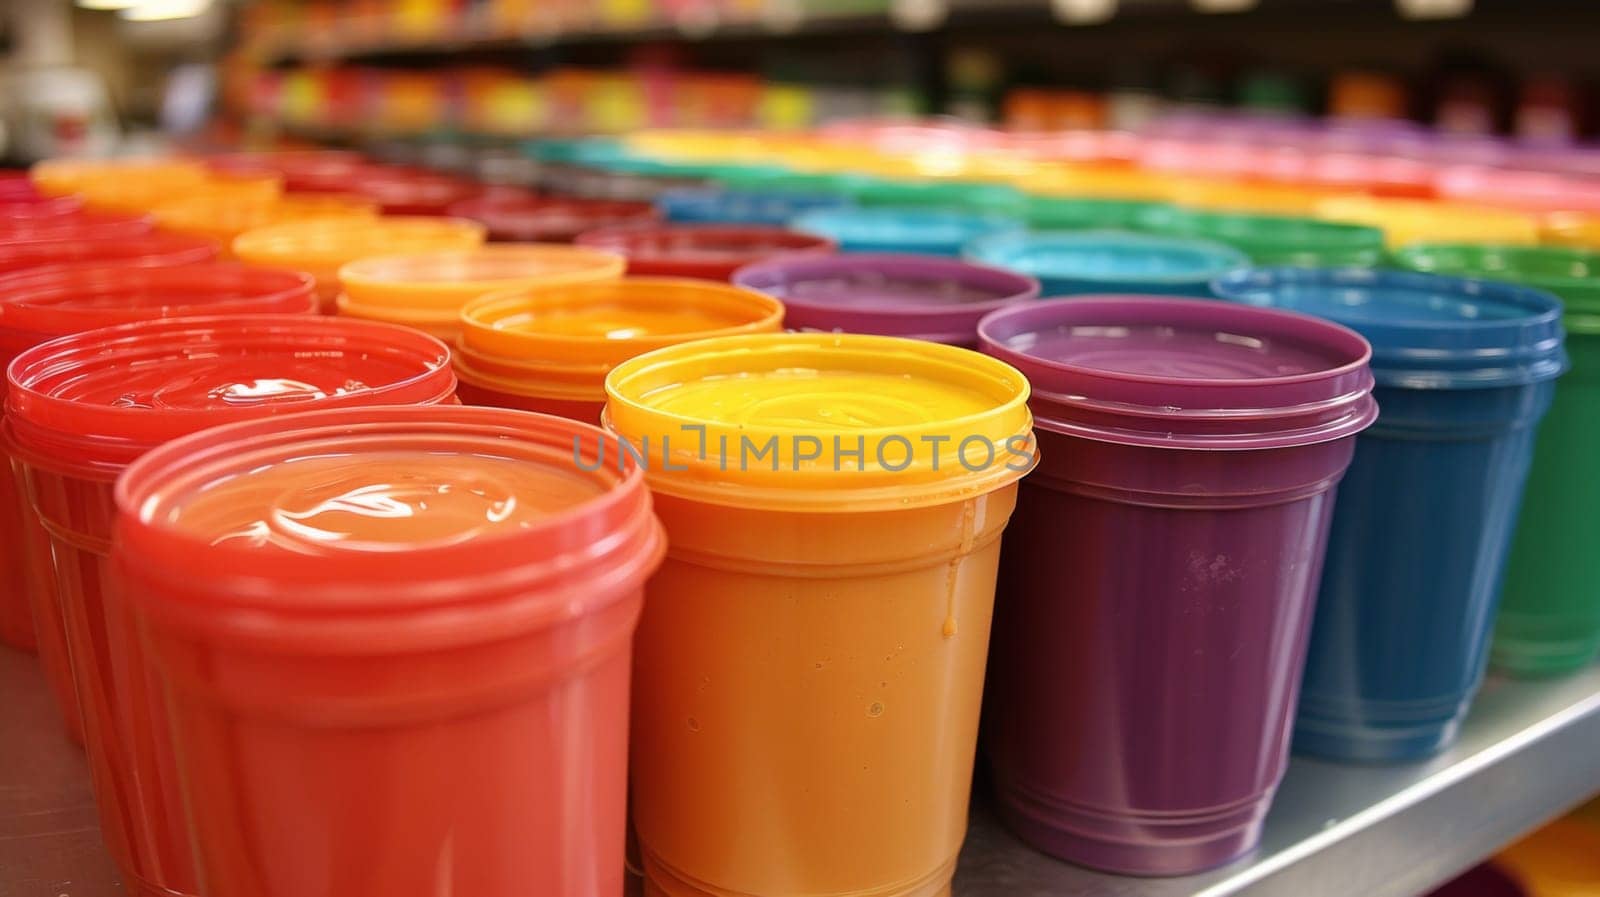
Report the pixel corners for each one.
[711,167,855,197]
[524,138,627,165]
[1025,196,1175,232]
[1137,207,1387,268]
[1392,243,1600,333]
[844,176,1024,216]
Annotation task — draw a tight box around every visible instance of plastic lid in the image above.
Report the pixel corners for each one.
[6,315,455,469]
[29,158,210,203]
[1019,164,1178,201]
[0,192,83,220]
[574,225,836,279]
[207,150,369,194]
[154,193,379,245]
[232,216,487,273]
[447,195,659,242]
[604,332,1034,511]
[1212,267,1566,388]
[709,168,852,196]
[1542,213,1600,249]
[731,252,1039,345]
[0,262,315,338]
[656,188,852,226]
[0,230,217,277]
[978,296,1376,449]
[0,212,154,243]
[1392,243,1600,333]
[349,166,482,215]
[842,177,1024,215]
[964,230,1248,295]
[1024,196,1173,231]
[791,207,1020,257]
[1137,207,1387,267]
[457,277,784,403]
[1435,166,1600,215]
[112,405,663,655]
[338,244,625,323]
[1316,196,1541,248]
[1167,177,1331,214]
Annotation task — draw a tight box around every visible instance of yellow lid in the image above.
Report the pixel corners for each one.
[1494,817,1600,897]
[1018,164,1178,201]
[339,244,625,317]
[456,277,783,403]
[155,193,378,249]
[1542,212,1600,250]
[1168,177,1334,215]
[604,333,1035,511]
[29,158,210,203]
[1318,196,1541,248]
[234,216,486,274]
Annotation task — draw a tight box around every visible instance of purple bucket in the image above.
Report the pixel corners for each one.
[977,296,1377,876]
[732,252,1039,346]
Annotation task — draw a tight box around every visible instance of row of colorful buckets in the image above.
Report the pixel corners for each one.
[0,132,1597,897]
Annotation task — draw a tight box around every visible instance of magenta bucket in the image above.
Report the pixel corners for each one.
[977,296,1377,876]
[731,252,1039,346]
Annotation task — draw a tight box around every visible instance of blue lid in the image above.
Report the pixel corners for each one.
[791,207,1022,257]
[1212,267,1568,389]
[963,230,1249,297]
[658,188,853,226]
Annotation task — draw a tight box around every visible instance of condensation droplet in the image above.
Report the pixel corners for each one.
[687,717,701,733]
[867,702,885,718]
[942,617,959,638]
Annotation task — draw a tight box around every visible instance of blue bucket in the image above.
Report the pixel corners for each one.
[657,188,853,226]
[1213,266,1568,762]
[965,230,1248,298]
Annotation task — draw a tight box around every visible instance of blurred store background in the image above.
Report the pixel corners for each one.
[4,0,1600,165]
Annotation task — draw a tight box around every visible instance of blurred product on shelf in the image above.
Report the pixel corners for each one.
[964,230,1248,297]
[657,187,853,226]
[448,193,661,242]
[574,223,836,279]
[1492,814,1600,897]
[791,207,1019,257]
[232,215,486,312]
[154,192,380,255]
[1,66,119,162]
[732,252,1039,347]
[336,243,626,339]
[1137,207,1387,267]
[454,277,782,421]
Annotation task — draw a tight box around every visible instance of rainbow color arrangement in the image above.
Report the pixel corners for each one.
[4,113,1600,897]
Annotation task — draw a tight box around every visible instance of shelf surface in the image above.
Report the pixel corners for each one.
[2,646,1597,897]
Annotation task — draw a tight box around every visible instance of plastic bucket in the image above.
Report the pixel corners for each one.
[1214,266,1567,760]
[978,296,1376,875]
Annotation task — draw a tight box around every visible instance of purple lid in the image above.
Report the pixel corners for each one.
[731,252,1039,346]
[977,295,1377,450]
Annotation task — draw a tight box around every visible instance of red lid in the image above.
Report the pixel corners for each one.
[0,192,84,220]
[0,172,40,201]
[574,224,837,280]
[0,212,154,243]
[350,165,482,215]
[6,315,456,471]
[112,405,663,654]
[447,194,659,242]
[204,150,367,194]
[0,229,214,276]
[0,262,315,340]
